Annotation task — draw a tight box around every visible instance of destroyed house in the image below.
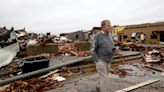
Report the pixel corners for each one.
[88,27,101,41]
[14,28,26,37]
[59,33,69,37]
[67,30,86,41]
[117,22,164,44]
[90,27,101,34]
[0,27,17,48]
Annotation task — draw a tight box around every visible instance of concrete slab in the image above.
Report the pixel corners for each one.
[46,53,164,92]
[46,67,164,92]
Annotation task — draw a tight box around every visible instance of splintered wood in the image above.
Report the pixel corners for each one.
[58,43,90,57]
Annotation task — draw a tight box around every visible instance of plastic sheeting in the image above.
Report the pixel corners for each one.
[0,42,19,68]
[0,30,19,68]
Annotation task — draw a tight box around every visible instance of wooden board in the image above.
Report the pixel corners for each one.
[115,79,160,92]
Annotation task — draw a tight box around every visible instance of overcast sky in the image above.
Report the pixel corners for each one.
[0,0,164,34]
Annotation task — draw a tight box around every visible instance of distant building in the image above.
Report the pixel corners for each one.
[116,22,164,44]
[88,27,101,41]
[67,30,85,42]
[60,30,90,42]
[91,27,101,34]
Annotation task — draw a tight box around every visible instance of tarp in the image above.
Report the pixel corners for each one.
[0,42,19,68]
[0,30,19,68]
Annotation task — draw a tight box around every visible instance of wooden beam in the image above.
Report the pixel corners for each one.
[115,79,160,92]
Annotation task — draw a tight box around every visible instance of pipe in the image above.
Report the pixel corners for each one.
[0,56,92,86]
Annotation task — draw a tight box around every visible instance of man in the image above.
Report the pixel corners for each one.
[91,19,120,92]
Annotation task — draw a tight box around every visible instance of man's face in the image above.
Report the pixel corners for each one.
[102,21,112,33]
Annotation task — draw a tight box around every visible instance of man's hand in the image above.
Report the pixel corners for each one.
[114,48,125,64]
[115,48,122,55]
[98,59,103,62]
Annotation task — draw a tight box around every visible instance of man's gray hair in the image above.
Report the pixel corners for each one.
[101,19,110,28]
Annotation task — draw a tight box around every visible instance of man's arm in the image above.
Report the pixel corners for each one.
[90,35,100,62]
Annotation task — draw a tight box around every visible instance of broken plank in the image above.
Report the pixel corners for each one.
[115,79,160,92]
[70,51,78,56]
[39,70,59,79]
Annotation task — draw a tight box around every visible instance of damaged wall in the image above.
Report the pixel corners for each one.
[67,31,85,41]
[26,44,58,56]
[117,22,164,44]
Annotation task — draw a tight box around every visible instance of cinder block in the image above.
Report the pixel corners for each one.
[22,56,49,74]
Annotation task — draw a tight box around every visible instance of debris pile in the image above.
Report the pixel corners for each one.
[2,76,63,92]
[16,30,56,57]
[58,43,90,57]
[144,49,160,63]
[110,64,145,77]
[0,67,80,92]
[0,27,19,68]
[1,26,164,92]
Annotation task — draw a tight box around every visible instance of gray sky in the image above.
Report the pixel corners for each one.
[0,0,164,34]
